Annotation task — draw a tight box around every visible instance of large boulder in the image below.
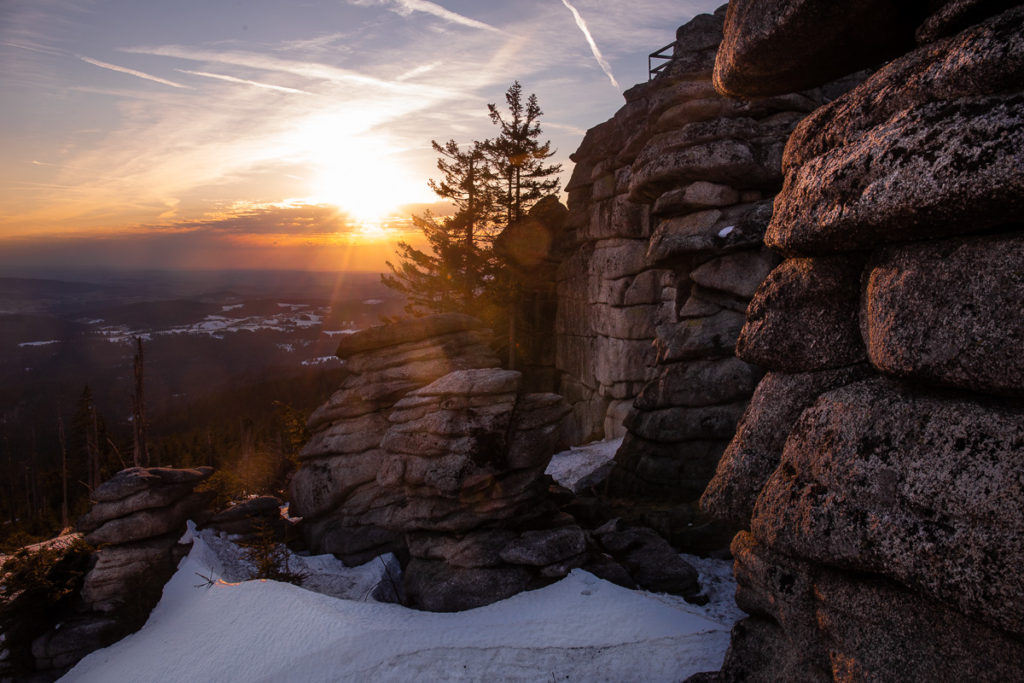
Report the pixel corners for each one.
[724,532,1024,681]
[765,7,1024,255]
[736,256,866,372]
[752,378,1024,637]
[24,466,217,677]
[713,0,921,97]
[703,3,1024,680]
[700,364,872,529]
[862,232,1024,396]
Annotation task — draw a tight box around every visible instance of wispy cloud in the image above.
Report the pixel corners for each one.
[544,121,588,136]
[559,0,619,90]
[122,44,462,99]
[352,0,502,33]
[395,61,441,82]
[176,69,311,95]
[79,55,190,89]
[1,40,64,57]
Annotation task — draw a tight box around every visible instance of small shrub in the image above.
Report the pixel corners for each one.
[238,520,306,586]
[195,469,246,510]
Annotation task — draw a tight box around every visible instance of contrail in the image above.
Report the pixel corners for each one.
[560,0,619,90]
[79,55,189,89]
[352,0,503,33]
[176,69,311,95]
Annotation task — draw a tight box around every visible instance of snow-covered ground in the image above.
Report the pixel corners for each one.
[61,442,743,682]
[62,527,739,682]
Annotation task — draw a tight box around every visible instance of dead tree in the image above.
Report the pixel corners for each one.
[132,337,149,467]
[58,416,68,529]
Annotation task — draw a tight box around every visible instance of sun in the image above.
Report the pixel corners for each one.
[308,149,403,224]
[289,115,434,226]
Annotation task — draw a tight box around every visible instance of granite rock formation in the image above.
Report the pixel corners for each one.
[203,495,287,539]
[700,2,1024,679]
[290,313,502,564]
[291,313,708,610]
[29,466,213,677]
[290,314,598,610]
[555,6,843,550]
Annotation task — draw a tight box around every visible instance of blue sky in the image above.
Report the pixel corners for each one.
[0,0,723,270]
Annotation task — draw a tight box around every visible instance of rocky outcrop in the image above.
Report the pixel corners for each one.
[291,313,501,564]
[292,313,710,610]
[291,314,601,610]
[28,466,213,678]
[700,3,1024,679]
[556,6,848,550]
[77,467,213,614]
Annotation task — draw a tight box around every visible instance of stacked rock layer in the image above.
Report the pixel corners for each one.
[556,6,838,530]
[289,313,605,611]
[701,1,1024,679]
[31,466,213,675]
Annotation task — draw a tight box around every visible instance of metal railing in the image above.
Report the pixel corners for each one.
[648,40,675,80]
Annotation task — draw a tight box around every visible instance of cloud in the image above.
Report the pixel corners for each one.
[172,202,353,235]
[122,44,464,100]
[559,0,619,90]
[176,69,311,95]
[351,0,503,32]
[78,55,190,88]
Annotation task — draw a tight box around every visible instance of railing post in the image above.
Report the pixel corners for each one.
[648,40,677,80]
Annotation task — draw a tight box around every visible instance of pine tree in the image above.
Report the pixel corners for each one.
[427,140,495,307]
[485,81,562,227]
[382,212,465,315]
[381,82,563,362]
[382,139,499,317]
[485,81,562,367]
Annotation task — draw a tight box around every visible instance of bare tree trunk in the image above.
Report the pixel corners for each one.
[240,417,255,493]
[507,282,517,371]
[58,416,69,530]
[27,428,38,522]
[132,337,148,467]
[4,431,15,524]
[88,406,100,491]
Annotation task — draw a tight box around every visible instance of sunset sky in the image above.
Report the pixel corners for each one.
[1,0,721,272]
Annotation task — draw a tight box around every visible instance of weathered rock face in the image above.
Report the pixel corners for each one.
[293,313,710,610]
[78,466,213,612]
[29,466,214,677]
[701,3,1024,679]
[713,0,921,97]
[291,314,603,610]
[555,6,844,549]
[862,234,1024,396]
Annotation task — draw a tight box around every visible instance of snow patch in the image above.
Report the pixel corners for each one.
[717,225,735,238]
[546,437,621,492]
[302,356,341,366]
[17,339,61,347]
[62,526,736,682]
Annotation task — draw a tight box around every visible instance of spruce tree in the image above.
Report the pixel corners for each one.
[382,139,498,316]
[381,212,467,316]
[485,81,562,367]
[381,82,563,363]
[485,81,562,227]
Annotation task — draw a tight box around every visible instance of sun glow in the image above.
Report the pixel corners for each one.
[289,114,435,227]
